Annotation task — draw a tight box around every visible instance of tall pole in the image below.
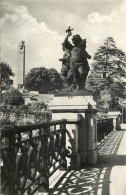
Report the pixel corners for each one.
[19,41,25,88]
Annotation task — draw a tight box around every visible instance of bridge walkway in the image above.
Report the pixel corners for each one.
[47,129,126,195]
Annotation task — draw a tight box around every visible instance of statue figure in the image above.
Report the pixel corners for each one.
[80,39,91,87]
[59,31,73,87]
[67,34,83,89]
[59,27,91,90]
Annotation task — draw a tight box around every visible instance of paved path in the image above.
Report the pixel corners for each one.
[47,130,126,195]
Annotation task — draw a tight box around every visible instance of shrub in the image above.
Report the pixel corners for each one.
[2,88,24,105]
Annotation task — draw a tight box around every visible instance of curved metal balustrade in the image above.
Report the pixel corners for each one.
[97,118,114,144]
[0,118,114,194]
[1,120,68,195]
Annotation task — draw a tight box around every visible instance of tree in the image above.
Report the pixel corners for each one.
[25,67,63,93]
[0,62,15,90]
[93,37,126,73]
[87,37,126,111]
[48,68,63,93]
[25,67,50,93]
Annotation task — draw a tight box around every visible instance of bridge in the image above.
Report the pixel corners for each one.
[1,117,126,195]
[1,93,126,195]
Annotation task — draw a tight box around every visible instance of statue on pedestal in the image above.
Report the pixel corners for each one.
[59,31,73,88]
[59,27,91,91]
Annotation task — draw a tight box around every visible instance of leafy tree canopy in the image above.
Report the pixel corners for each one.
[48,68,63,92]
[0,62,15,90]
[1,62,15,82]
[25,67,63,93]
[87,37,126,112]
[94,37,126,64]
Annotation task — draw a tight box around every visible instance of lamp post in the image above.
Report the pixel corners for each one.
[19,41,25,88]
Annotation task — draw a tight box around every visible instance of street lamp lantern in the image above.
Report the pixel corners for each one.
[19,41,25,87]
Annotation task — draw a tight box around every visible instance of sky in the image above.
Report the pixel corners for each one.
[1,0,126,86]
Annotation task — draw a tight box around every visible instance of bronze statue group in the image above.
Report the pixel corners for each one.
[59,27,91,91]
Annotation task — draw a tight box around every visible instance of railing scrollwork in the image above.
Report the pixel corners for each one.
[97,118,113,143]
[1,120,68,195]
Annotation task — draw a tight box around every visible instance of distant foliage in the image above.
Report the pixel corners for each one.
[87,37,126,111]
[24,102,48,112]
[48,68,63,93]
[25,67,63,93]
[2,88,24,105]
[109,97,121,111]
[1,62,14,90]
[0,102,52,126]
[1,62,15,81]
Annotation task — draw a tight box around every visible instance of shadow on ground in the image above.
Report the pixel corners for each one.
[48,130,126,195]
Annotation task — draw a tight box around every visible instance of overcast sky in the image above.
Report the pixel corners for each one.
[1,0,126,86]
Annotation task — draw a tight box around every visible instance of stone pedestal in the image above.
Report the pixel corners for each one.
[49,91,98,168]
[85,110,98,164]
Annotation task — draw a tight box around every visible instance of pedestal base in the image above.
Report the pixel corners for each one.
[49,92,98,167]
[69,152,81,170]
[107,111,121,130]
[87,148,98,165]
[81,148,98,165]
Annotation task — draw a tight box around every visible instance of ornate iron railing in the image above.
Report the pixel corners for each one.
[97,118,113,142]
[1,120,68,195]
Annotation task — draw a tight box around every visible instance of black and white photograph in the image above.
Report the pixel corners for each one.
[1,0,126,194]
